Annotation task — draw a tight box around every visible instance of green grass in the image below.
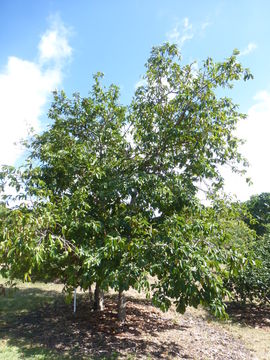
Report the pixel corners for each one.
[0,277,72,359]
[0,277,124,359]
[0,342,70,360]
[0,277,64,327]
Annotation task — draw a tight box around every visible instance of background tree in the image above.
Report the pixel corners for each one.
[0,43,254,320]
[227,193,270,303]
[243,192,270,236]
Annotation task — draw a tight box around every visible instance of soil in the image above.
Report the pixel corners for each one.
[226,302,270,329]
[0,293,258,359]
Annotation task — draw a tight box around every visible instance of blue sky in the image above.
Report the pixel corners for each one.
[1,0,270,200]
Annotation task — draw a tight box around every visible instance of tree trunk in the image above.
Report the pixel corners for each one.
[94,283,104,311]
[89,285,93,306]
[117,290,126,322]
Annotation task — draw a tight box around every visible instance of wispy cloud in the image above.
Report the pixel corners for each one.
[0,15,72,166]
[166,17,194,48]
[201,21,210,31]
[166,17,212,48]
[183,17,192,31]
[239,42,257,56]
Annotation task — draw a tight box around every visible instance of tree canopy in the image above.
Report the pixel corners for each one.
[226,192,270,304]
[244,192,270,236]
[0,43,254,318]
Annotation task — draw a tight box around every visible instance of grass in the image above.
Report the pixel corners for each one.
[223,302,270,360]
[224,323,270,360]
[196,301,270,360]
[0,277,139,359]
[0,277,72,359]
[0,342,70,360]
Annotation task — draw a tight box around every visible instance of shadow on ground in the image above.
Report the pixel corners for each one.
[0,288,190,359]
[226,302,270,329]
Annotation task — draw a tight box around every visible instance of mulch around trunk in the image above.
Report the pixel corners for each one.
[0,294,257,359]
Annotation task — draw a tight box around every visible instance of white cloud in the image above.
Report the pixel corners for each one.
[166,17,194,48]
[0,16,72,166]
[39,16,72,64]
[239,42,257,56]
[223,90,270,200]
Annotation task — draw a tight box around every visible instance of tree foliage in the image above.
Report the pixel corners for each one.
[227,193,270,304]
[0,44,254,318]
[244,192,270,236]
[240,233,270,303]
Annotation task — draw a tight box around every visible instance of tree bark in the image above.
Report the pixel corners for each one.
[94,283,104,311]
[117,290,126,322]
[89,285,93,306]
